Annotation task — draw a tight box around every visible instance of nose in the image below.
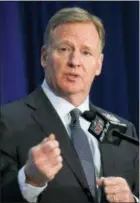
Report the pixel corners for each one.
[67,50,82,68]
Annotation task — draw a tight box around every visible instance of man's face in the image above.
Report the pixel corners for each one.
[41,22,103,99]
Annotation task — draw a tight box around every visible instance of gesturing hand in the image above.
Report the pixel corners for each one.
[25,134,63,186]
[97,177,135,203]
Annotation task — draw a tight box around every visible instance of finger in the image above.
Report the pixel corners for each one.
[44,162,63,181]
[49,148,61,158]
[106,194,118,203]
[41,140,60,154]
[47,140,59,149]
[29,144,42,159]
[48,155,63,167]
[52,162,63,173]
[104,184,128,195]
[104,185,117,195]
[42,133,56,144]
[117,191,135,202]
[40,153,62,168]
[103,177,120,186]
[36,156,62,174]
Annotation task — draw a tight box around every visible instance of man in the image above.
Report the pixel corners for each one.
[0,7,139,203]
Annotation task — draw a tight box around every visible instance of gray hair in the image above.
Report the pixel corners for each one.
[43,7,105,52]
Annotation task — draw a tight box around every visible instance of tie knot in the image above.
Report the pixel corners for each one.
[70,108,81,127]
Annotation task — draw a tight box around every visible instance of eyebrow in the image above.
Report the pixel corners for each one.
[57,40,73,46]
[81,45,93,51]
[56,40,94,52]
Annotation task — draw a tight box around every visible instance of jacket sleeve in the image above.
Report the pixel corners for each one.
[131,123,139,198]
[0,116,28,203]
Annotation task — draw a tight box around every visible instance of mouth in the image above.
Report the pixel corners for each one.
[66,73,80,81]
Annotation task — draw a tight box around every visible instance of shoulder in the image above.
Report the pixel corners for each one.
[1,95,29,121]
[1,97,26,114]
[0,87,45,132]
[1,87,43,118]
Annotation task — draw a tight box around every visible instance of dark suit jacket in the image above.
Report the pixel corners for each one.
[0,87,139,203]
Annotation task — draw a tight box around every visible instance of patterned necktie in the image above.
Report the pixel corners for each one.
[70,108,97,198]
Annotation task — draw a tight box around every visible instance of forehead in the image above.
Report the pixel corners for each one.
[51,22,100,49]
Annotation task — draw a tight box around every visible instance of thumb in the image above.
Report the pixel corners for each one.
[96,177,105,186]
[48,134,56,141]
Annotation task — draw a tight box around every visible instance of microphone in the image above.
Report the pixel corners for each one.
[82,110,139,146]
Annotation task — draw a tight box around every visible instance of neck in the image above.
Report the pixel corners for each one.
[45,80,89,107]
[63,93,88,107]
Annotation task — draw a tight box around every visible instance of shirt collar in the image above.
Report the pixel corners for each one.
[41,79,90,119]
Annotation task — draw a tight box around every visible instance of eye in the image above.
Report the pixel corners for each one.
[59,47,70,52]
[60,47,67,51]
[82,51,92,56]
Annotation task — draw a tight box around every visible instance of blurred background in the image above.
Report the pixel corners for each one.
[0,1,139,135]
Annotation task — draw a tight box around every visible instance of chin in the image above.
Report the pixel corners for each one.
[60,86,83,95]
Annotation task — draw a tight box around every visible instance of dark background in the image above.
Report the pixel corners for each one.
[0,1,139,135]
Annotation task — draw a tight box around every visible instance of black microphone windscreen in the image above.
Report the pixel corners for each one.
[82,110,96,121]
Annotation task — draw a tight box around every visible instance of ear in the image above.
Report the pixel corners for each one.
[95,54,104,76]
[41,45,48,68]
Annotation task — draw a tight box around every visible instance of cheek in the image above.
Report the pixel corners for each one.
[86,59,101,78]
[51,56,67,76]
[84,65,97,82]
[85,73,95,86]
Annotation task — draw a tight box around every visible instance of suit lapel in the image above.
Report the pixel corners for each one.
[25,87,89,190]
